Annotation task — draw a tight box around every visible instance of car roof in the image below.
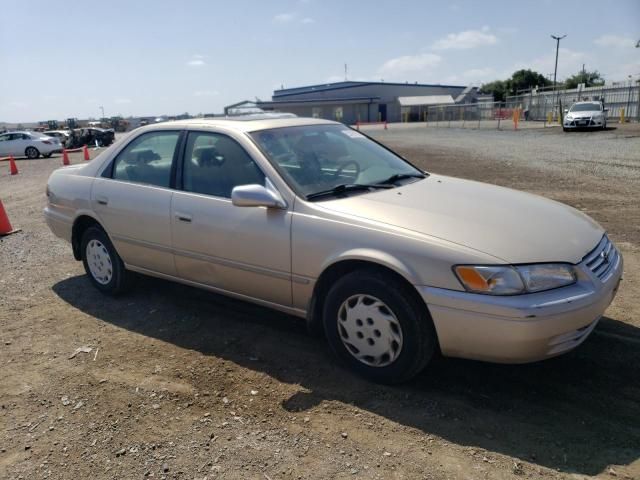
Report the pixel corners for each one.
[2,131,33,135]
[146,116,340,133]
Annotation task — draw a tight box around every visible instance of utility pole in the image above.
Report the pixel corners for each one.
[344,63,348,81]
[551,34,566,120]
[99,106,105,120]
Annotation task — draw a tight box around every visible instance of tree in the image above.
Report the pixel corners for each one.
[480,69,551,102]
[509,69,551,93]
[564,70,605,89]
[479,80,508,102]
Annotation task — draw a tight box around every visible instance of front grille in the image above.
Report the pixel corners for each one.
[582,235,619,281]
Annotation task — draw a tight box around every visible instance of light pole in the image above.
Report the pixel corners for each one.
[551,34,566,120]
[99,106,105,120]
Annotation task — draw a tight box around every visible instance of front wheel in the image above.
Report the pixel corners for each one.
[81,226,132,295]
[25,146,39,159]
[323,270,437,384]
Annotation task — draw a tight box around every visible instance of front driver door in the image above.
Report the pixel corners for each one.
[92,129,182,276]
[171,130,292,306]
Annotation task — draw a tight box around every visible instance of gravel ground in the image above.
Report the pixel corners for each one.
[368,123,640,182]
[1,130,639,480]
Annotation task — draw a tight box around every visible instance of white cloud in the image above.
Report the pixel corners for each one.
[514,48,587,80]
[193,90,219,97]
[274,12,296,23]
[378,53,442,80]
[594,34,636,49]
[186,54,206,67]
[273,12,314,25]
[115,98,132,104]
[432,26,498,50]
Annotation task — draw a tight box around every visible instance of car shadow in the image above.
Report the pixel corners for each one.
[52,274,640,476]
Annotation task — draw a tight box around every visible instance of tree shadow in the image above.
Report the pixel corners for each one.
[52,274,640,476]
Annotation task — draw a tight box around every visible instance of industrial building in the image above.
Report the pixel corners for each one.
[247,81,478,124]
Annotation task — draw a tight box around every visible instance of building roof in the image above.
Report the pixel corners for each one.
[397,95,455,106]
[258,96,380,107]
[273,81,466,98]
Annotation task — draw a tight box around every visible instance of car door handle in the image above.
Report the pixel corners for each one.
[96,196,109,206]
[175,212,192,223]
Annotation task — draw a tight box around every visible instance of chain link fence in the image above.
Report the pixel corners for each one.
[425,102,527,130]
[424,83,639,129]
[507,83,640,122]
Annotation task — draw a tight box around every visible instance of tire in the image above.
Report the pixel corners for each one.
[25,146,39,159]
[81,226,132,295]
[563,127,569,132]
[323,270,437,384]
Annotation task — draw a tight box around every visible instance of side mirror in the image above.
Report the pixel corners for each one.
[231,183,286,209]
[563,108,569,113]
[604,108,609,112]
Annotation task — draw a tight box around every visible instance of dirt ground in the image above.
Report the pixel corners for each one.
[1,126,639,480]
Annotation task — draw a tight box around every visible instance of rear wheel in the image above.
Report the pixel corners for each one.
[25,146,39,159]
[323,270,437,384]
[81,226,132,295]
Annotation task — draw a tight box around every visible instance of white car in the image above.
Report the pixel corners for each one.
[0,131,62,158]
[563,101,608,131]
[43,130,71,147]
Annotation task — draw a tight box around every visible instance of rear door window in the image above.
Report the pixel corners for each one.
[111,131,180,188]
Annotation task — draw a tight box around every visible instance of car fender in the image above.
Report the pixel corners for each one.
[319,247,421,286]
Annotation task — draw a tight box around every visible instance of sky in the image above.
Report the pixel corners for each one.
[1,0,639,123]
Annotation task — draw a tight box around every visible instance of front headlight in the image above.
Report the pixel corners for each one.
[454,264,576,295]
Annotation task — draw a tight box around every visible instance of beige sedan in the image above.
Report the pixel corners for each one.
[44,116,623,383]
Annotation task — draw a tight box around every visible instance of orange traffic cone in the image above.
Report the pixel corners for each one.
[83,145,90,161]
[9,156,18,175]
[0,200,20,236]
[62,149,70,166]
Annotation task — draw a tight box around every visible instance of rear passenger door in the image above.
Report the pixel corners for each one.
[92,130,182,276]
[171,130,292,306]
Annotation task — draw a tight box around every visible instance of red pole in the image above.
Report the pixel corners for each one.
[62,149,70,166]
[83,145,90,161]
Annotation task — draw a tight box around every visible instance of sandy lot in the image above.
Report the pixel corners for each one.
[1,125,639,480]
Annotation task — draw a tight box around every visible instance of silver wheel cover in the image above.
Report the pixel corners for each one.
[337,294,404,367]
[86,239,113,285]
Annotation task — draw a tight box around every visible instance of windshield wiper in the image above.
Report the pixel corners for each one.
[375,173,426,185]
[306,183,393,201]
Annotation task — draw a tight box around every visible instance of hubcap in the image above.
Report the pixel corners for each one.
[337,294,403,367]
[86,239,113,285]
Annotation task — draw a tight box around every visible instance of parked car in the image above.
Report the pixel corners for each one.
[563,101,608,131]
[43,130,71,146]
[0,131,62,158]
[44,116,623,383]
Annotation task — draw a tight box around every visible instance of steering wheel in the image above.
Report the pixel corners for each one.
[334,160,360,182]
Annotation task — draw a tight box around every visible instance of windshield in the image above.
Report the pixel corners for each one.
[250,124,424,198]
[570,103,602,112]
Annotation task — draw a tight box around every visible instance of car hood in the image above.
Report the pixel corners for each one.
[318,175,603,264]
[566,110,602,117]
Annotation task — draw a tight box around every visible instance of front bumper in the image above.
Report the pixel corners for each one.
[563,116,605,128]
[418,240,623,363]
